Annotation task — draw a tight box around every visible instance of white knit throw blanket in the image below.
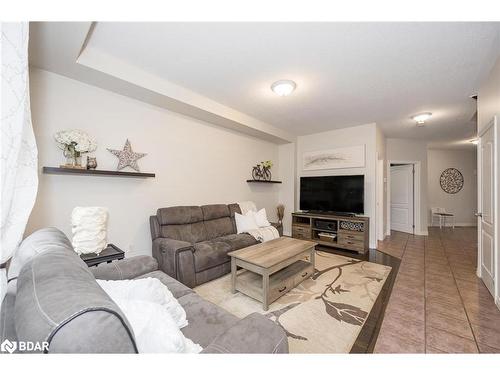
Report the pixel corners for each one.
[237,201,257,215]
[245,226,280,243]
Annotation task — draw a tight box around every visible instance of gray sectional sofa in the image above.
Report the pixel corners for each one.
[150,203,282,288]
[0,228,288,353]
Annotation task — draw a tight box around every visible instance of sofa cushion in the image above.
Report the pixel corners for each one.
[179,293,239,348]
[219,233,258,251]
[14,229,137,353]
[195,262,231,286]
[161,222,207,243]
[193,240,232,272]
[204,217,235,239]
[201,204,230,220]
[201,313,289,353]
[227,203,242,217]
[201,205,235,239]
[135,270,194,299]
[227,203,242,233]
[157,206,203,225]
[91,255,158,281]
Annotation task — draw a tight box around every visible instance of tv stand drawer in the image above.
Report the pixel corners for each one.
[292,225,311,239]
[337,237,364,251]
[338,232,364,241]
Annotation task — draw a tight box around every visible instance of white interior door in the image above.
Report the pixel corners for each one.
[390,164,414,234]
[479,122,496,297]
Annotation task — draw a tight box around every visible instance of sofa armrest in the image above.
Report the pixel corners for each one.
[270,222,283,236]
[152,238,195,286]
[90,255,158,280]
[201,313,289,354]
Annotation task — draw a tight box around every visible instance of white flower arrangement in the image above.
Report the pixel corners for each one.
[54,129,97,154]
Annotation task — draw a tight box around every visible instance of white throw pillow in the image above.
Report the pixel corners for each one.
[235,212,259,233]
[97,277,187,328]
[254,208,271,228]
[115,299,202,353]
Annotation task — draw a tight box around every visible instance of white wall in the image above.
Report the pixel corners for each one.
[278,143,296,236]
[27,69,281,257]
[386,138,429,235]
[427,149,477,226]
[376,126,387,238]
[478,50,500,134]
[295,123,378,248]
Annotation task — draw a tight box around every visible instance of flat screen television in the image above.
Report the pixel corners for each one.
[300,175,364,214]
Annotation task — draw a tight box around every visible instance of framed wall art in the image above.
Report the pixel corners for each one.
[440,168,464,194]
[302,145,365,171]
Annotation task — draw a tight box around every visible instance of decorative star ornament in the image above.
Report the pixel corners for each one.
[107,139,147,172]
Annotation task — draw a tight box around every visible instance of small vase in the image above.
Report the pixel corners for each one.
[63,144,82,168]
[74,153,82,168]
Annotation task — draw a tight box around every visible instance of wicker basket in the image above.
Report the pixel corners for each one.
[318,233,336,243]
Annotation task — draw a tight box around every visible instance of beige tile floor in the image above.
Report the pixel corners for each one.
[374,227,500,353]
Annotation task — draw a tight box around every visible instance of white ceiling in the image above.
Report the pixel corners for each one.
[86,22,500,146]
[30,22,500,148]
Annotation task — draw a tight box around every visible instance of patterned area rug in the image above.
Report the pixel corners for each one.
[194,251,391,353]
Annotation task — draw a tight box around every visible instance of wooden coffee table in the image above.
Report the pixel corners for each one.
[228,237,317,310]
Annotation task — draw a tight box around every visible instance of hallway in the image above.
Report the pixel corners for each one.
[374,227,500,353]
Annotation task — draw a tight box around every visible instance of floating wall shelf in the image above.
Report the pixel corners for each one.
[42,167,155,178]
[246,179,282,184]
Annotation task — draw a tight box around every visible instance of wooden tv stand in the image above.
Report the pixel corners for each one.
[291,212,369,254]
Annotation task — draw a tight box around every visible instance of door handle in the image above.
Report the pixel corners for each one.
[475,212,483,218]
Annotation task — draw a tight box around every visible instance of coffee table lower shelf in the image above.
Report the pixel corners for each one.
[234,260,314,310]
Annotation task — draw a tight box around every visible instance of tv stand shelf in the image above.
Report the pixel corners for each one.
[292,212,369,254]
[312,227,337,234]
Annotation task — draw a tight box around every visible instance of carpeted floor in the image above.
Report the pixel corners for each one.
[195,251,391,353]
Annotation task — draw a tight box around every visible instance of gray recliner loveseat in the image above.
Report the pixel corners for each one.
[150,203,282,288]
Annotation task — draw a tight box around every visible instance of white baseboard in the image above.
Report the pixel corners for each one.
[429,223,477,227]
[496,296,500,311]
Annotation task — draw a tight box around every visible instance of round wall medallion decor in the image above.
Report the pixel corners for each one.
[440,168,464,194]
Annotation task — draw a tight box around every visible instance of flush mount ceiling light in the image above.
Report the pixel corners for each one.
[271,80,297,96]
[411,112,432,125]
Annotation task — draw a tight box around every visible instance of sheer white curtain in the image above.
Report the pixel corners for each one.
[0,22,38,304]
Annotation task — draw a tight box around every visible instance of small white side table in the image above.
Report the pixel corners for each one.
[437,213,455,229]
